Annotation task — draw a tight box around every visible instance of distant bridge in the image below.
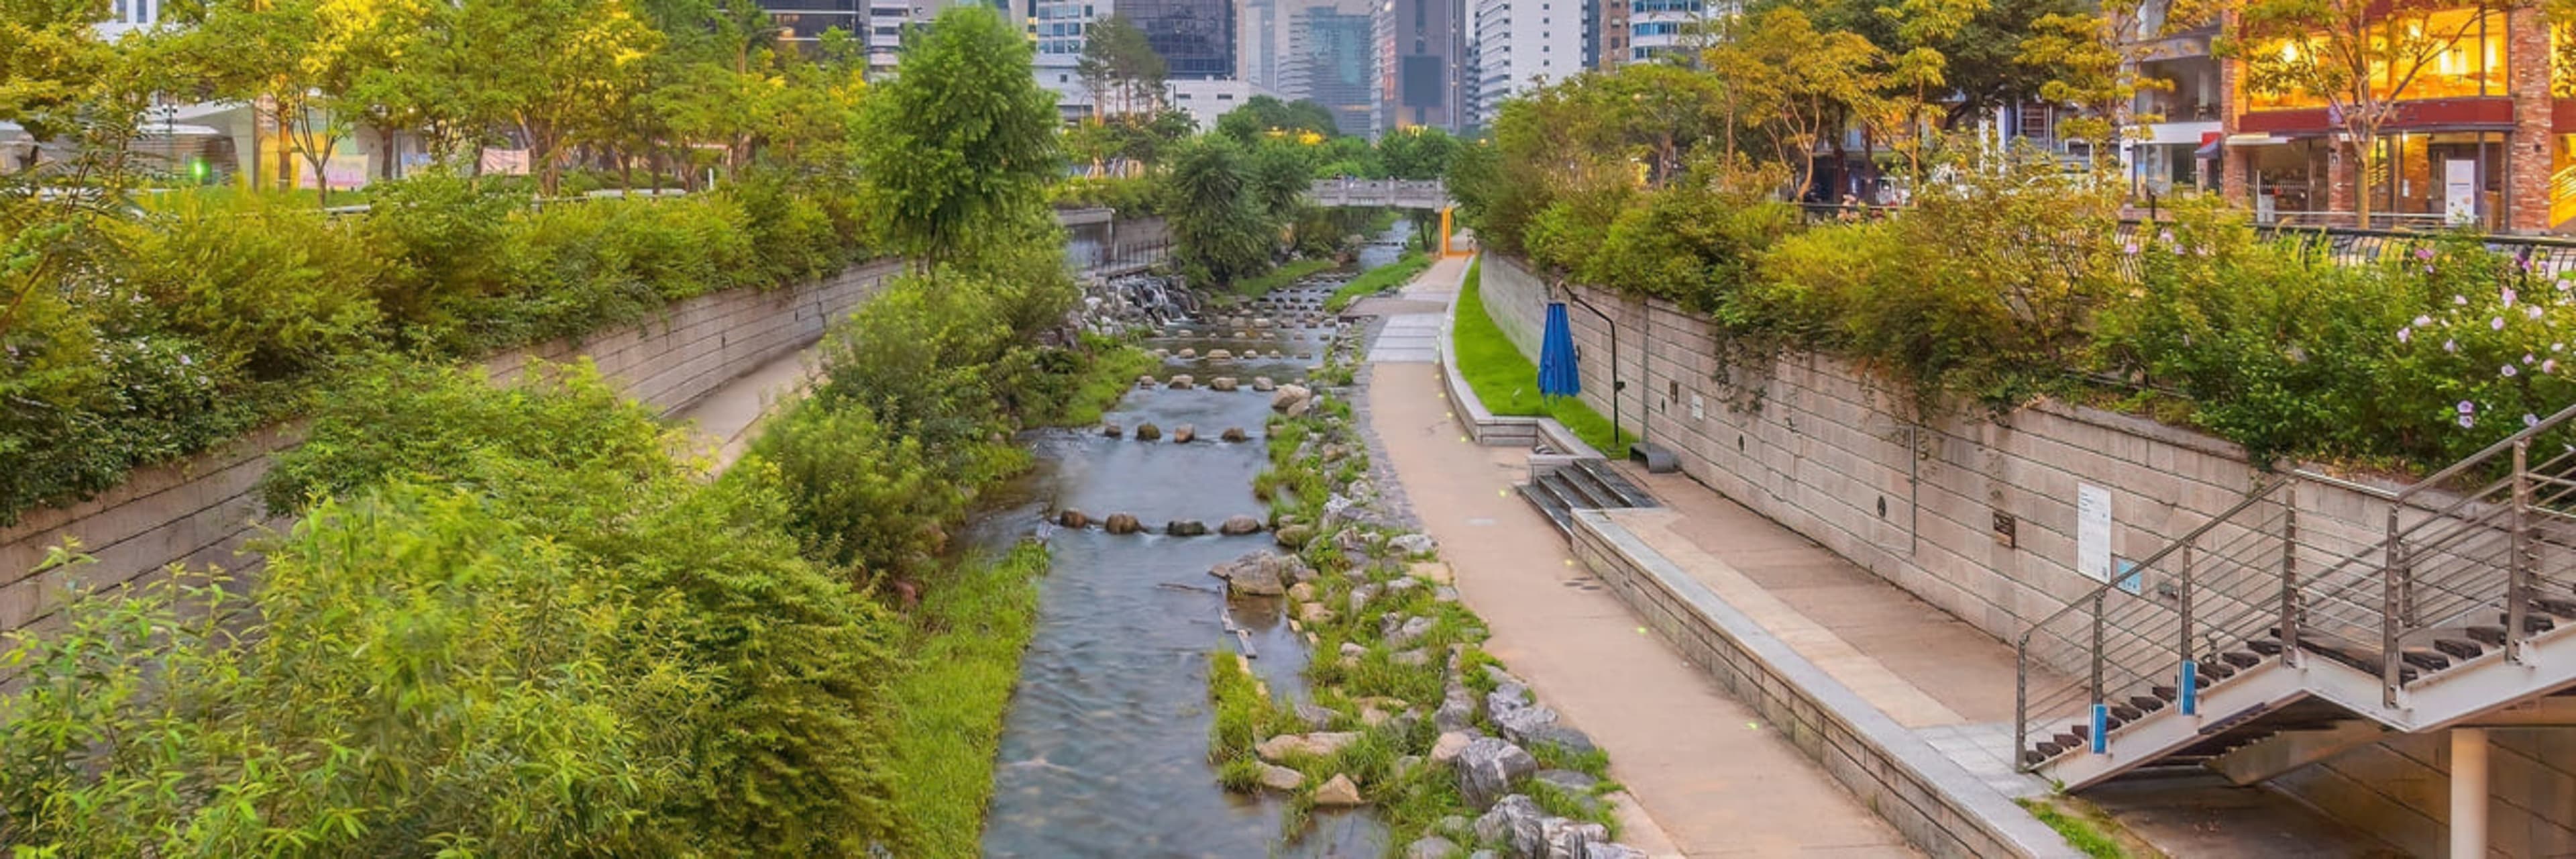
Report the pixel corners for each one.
[1307,179,1452,209]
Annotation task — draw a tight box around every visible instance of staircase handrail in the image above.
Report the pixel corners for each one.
[2015,476,2293,768]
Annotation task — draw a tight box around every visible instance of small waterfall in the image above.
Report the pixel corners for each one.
[1078,273,1202,336]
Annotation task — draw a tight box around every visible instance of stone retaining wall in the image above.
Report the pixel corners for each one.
[0,258,904,638]
[1570,510,2080,859]
[1479,253,2576,857]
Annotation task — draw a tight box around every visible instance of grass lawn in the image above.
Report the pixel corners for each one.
[885,542,1051,858]
[1231,258,1338,297]
[1452,257,1634,455]
[1324,251,1432,311]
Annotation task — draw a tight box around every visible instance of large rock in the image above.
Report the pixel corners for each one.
[1430,731,1477,765]
[1100,422,1123,438]
[1167,519,1210,537]
[1210,376,1238,391]
[1311,773,1364,807]
[1275,525,1314,549]
[1134,423,1163,441]
[1542,817,1613,859]
[1385,615,1436,648]
[1489,698,1560,745]
[1452,738,1538,808]
[1581,844,1648,859]
[1104,513,1144,534]
[1295,702,1338,730]
[1472,795,1547,856]
[1057,509,1091,528]
[1255,731,1361,762]
[1221,426,1248,443]
[1287,582,1317,602]
[1171,423,1197,444]
[1211,552,1292,596]
[1220,515,1263,536]
[1523,725,1599,758]
[1390,533,1438,557]
[1255,762,1305,793]
[1252,376,1277,392]
[1271,385,1313,414]
[1347,583,1381,614]
[1207,349,1234,360]
[1405,837,1462,859]
[1168,374,1195,390]
[1434,685,1479,731]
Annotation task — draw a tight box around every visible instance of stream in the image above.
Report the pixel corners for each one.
[973,231,1413,857]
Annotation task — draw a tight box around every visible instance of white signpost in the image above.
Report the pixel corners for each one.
[2078,483,2113,585]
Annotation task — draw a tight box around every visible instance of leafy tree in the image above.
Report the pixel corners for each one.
[357,0,659,193]
[1076,15,1166,118]
[1163,135,1277,285]
[190,0,421,203]
[1377,126,1462,180]
[1214,95,1340,143]
[1703,7,1882,199]
[857,5,1059,267]
[2017,1,2167,162]
[2216,0,2522,228]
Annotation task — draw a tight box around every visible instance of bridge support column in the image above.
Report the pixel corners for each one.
[2451,727,2487,859]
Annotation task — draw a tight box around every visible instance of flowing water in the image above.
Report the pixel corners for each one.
[974,240,1409,856]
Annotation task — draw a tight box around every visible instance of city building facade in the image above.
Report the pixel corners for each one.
[2205,7,2568,232]
[1371,0,1468,134]
[1282,0,1379,134]
[1465,0,1583,129]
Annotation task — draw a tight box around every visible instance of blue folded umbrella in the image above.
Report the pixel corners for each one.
[1539,302,1580,399]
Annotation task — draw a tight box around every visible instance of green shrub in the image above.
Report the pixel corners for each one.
[884,542,1051,858]
[111,194,384,381]
[362,170,523,344]
[11,358,913,857]
[744,399,979,581]
[260,356,674,515]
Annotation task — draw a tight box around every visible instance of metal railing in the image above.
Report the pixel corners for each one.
[2013,398,2576,770]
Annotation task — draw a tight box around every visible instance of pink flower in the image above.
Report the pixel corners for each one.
[2546,359,2559,374]
[2417,247,2437,261]
[2530,306,2545,321]
[2414,315,2432,327]
[2445,339,2459,353]
[2461,413,2477,429]
[2456,295,2470,305]
[2526,354,2538,365]
[2398,327,2413,343]
[2527,413,2542,429]
[2493,317,2506,331]
[2502,364,2519,378]
[2460,401,2477,414]
[2124,242,2140,255]
[2504,288,2517,307]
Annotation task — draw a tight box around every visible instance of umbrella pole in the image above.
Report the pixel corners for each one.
[1556,282,1621,455]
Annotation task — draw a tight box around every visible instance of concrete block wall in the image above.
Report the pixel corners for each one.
[1479,253,2576,857]
[0,258,904,638]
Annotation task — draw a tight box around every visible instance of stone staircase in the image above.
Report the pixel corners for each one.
[1518,458,1659,536]
[2016,401,2576,791]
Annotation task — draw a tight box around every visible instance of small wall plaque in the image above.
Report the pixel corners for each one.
[1992,511,2017,548]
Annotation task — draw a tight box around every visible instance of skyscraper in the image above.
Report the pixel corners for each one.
[1466,0,1579,128]
[1124,0,1237,79]
[1282,0,1375,135]
[1370,0,1465,135]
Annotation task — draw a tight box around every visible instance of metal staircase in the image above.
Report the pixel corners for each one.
[1519,458,1659,536]
[2015,403,2576,790]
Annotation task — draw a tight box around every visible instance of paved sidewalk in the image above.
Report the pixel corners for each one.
[1363,259,1917,858]
[669,347,814,472]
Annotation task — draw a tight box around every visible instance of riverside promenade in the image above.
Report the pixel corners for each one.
[1352,256,1919,858]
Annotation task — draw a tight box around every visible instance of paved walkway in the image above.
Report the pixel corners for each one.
[669,344,816,473]
[1360,257,1917,858]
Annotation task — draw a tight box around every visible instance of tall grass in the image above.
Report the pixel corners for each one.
[1324,251,1432,311]
[1451,257,1635,454]
[1232,258,1339,297]
[885,542,1053,858]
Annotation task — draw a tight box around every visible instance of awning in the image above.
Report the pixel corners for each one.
[1539,303,1581,399]
[139,123,225,137]
[2225,133,2290,147]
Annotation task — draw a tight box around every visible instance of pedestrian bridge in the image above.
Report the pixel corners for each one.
[1307,179,1452,209]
